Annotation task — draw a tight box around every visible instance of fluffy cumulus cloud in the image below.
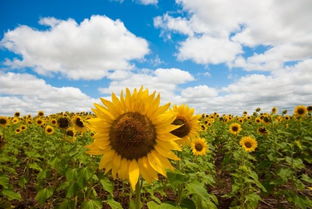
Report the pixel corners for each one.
[178,59,312,114]
[0,72,97,115]
[0,15,149,80]
[98,61,312,115]
[99,68,194,102]
[155,0,312,70]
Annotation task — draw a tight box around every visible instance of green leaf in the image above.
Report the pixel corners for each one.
[147,201,160,209]
[277,168,293,182]
[66,182,80,198]
[28,162,42,171]
[106,199,123,209]
[186,181,210,200]
[2,189,22,201]
[301,174,312,184]
[167,170,189,187]
[57,199,75,209]
[35,188,54,204]
[81,199,102,209]
[0,175,9,189]
[100,178,114,196]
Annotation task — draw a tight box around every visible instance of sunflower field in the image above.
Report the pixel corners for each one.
[0,88,311,209]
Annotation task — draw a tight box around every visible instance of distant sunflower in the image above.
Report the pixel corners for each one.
[170,104,200,145]
[294,105,307,117]
[14,112,20,117]
[284,115,290,120]
[15,128,21,134]
[85,87,181,191]
[257,127,267,135]
[255,107,261,112]
[50,118,57,126]
[12,117,19,124]
[307,106,312,112]
[240,136,257,152]
[36,118,44,126]
[229,123,241,135]
[0,116,8,127]
[271,107,278,114]
[255,117,261,124]
[45,125,55,135]
[282,110,288,115]
[72,115,86,132]
[38,111,44,117]
[20,125,27,131]
[191,137,208,156]
[262,116,271,124]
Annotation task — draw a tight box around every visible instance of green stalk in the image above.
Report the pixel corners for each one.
[134,178,142,209]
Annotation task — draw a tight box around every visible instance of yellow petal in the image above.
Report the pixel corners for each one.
[147,151,166,176]
[154,144,180,160]
[129,160,140,191]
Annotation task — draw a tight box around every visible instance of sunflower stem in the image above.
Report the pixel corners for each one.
[134,178,142,209]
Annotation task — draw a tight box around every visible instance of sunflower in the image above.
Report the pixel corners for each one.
[12,117,19,124]
[72,115,86,132]
[35,118,44,126]
[0,116,8,127]
[239,136,257,152]
[271,107,277,114]
[255,117,261,124]
[50,118,57,126]
[45,125,55,135]
[282,110,288,115]
[262,116,271,124]
[229,123,241,135]
[85,87,181,191]
[255,107,261,112]
[284,115,290,120]
[15,128,21,134]
[191,137,208,156]
[294,105,307,117]
[57,117,70,129]
[257,127,267,135]
[170,104,200,145]
[14,112,20,117]
[307,106,312,112]
[20,125,27,131]
[38,111,44,117]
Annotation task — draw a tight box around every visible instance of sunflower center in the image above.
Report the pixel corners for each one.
[66,130,74,137]
[195,143,203,151]
[47,128,52,133]
[232,126,238,132]
[109,112,156,160]
[0,119,6,124]
[170,117,191,138]
[58,118,69,129]
[75,118,84,127]
[297,108,305,115]
[244,142,252,148]
[259,127,266,133]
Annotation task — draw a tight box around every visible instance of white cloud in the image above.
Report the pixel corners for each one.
[177,36,242,64]
[155,0,312,69]
[1,15,149,80]
[179,59,312,114]
[0,72,97,115]
[99,68,194,101]
[138,0,158,5]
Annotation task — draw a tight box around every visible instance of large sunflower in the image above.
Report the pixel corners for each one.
[86,87,181,190]
[191,137,208,156]
[169,105,200,145]
[239,136,257,152]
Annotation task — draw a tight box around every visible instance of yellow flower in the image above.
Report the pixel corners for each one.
[191,137,208,156]
[170,104,200,145]
[45,125,55,135]
[271,107,278,114]
[294,105,307,117]
[240,136,257,152]
[85,87,181,191]
[12,117,19,124]
[38,111,44,117]
[0,116,8,127]
[229,123,241,135]
[72,115,86,132]
[15,128,22,134]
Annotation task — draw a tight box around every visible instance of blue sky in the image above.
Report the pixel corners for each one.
[0,0,311,115]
